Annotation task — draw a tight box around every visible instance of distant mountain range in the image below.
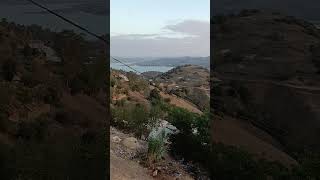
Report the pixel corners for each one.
[112,56,210,69]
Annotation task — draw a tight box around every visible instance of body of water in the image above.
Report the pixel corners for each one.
[110,63,173,73]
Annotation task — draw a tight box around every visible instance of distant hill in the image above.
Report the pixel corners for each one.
[141,71,162,79]
[134,56,210,68]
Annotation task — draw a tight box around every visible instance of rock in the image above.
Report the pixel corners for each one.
[152,170,158,177]
[122,137,139,150]
[112,136,121,143]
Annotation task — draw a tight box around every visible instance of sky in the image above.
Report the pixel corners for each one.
[110,0,210,57]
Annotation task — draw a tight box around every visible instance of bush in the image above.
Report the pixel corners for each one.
[164,98,171,103]
[128,104,150,137]
[34,80,63,105]
[127,72,148,92]
[15,116,49,142]
[149,89,161,102]
[147,130,166,165]
[111,101,167,138]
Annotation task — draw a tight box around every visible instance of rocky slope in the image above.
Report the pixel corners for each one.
[212,11,320,163]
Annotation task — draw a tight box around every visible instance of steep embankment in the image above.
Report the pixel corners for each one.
[212,10,320,165]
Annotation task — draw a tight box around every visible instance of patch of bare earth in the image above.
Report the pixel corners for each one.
[110,150,153,180]
[212,115,298,167]
[160,92,202,114]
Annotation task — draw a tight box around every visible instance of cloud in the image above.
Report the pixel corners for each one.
[163,20,210,37]
[111,20,210,57]
[111,34,160,39]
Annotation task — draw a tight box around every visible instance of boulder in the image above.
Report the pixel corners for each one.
[122,137,140,150]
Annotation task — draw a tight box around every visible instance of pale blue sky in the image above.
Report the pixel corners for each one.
[110,0,210,57]
[111,0,210,35]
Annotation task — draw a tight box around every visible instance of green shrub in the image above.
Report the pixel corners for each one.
[147,130,166,165]
[149,89,161,102]
[127,72,148,92]
[128,104,150,137]
[111,101,167,138]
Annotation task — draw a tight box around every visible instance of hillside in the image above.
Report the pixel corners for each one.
[212,10,320,168]
[110,67,204,114]
[153,65,210,111]
[0,19,108,179]
[110,66,210,179]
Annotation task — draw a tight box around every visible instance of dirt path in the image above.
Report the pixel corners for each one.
[110,150,153,180]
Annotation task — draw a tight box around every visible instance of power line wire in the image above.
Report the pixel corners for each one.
[24,0,202,108]
[110,56,143,74]
[25,0,107,43]
[25,0,145,76]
